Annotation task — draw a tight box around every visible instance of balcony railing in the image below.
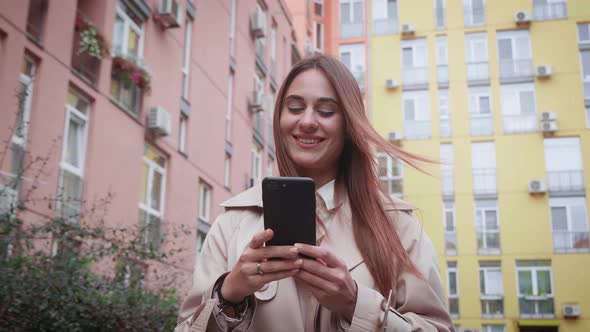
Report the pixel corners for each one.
[467,61,489,82]
[534,2,567,21]
[553,231,590,252]
[547,170,584,192]
[519,297,555,318]
[404,120,431,139]
[440,117,451,137]
[445,232,457,255]
[470,113,494,136]
[402,66,428,87]
[481,296,504,318]
[374,18,397,35]
[473,168,497,195]
[499,59,533,80]
[502,114,538,134]
[340,22,363,38]
[441,169,454,196]
[477,231,500,253]
[437,65,449,85]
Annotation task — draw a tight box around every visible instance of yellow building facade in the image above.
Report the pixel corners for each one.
[369,1,590,332]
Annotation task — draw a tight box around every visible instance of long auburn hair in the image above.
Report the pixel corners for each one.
[273,55,430,297]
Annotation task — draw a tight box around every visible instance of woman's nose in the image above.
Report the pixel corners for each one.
[298,108,318,131]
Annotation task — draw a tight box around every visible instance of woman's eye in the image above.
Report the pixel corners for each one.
[287,107,305,113]
[317,109,335,117]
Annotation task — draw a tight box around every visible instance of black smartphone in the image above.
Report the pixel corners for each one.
[262,176,316,247]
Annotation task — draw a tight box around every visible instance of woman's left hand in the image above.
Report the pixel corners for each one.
[293,243,358,322]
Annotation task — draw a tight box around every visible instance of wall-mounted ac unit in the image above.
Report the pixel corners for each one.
[515,10,531,24]
[563,304,581,318]
[541,112,557,121]
[401,24,415,35]
[249,90,264,113]
[536,65,552,78]
[528,179,547,194]
[388,131,403,142]
[541,120,558,132]
[148,107,172,136]
[385,78,399,89]
[157,0,181,29]
[250,9,266,38]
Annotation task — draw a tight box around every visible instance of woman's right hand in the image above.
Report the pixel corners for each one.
[220,229,303,303]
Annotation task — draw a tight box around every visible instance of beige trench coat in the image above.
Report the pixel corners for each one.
[176,184,454,332]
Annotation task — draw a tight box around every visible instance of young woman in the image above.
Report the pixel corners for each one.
[176,55,453,332]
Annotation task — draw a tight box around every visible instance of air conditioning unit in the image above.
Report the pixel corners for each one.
[157,0,181,29]
[0,185,18,215]
[528,179,547,194]
[515,10,531,24]
[563,304,581,318]
[249,90,264,113]
[385,78,399,89]
[541,112,557,121]
[541,120,558,133]
[148,107,172,136]
[401,24,415,35]
[388,131,403,142]
[536,65,552,78]
[250,9,266,38]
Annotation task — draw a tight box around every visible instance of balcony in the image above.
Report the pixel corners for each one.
[534,2,567,21]
[374,18,397,35]
[402,66,428,89]
[519,297,555,319]
[404,120,431,139]
[340,22,363,39]
[547,170,584,193]
[437,65,449,87]
[502,114,538,134]
[470,113,494,136]
[481,296,504,318]
[467,61,489,84]
[473,168,497,196]
[440,117,451,137]
[477,231,500,254]
[499,59,534,83]
[445,232,457,256]
[71,14,106,86]
[553,231,590,253]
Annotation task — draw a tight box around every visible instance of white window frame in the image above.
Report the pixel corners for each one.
[439,90,451,137]
[475,201,501,254]
[543,137,584,193]
[225,75,234,142]
[471,142,497,194]
[198,181,212,223]
[516,262,555,318]
[436,36,448,84]
[447,262,460,318]
[401,39,427,69]
[497,30,532,79]
[376,152,403,198]
[314,0,324,16]
[434,0,445,29]
[339,44,365,89]
[112,2,144,60]
[313,21,324,52]
[403,90,431,139]
[224,155,231,189]
[179,115,187,154]
[182,19,192,100]
[139,146,166,250]
[440,143,453,195]
[533,0,567,21]
[463,0,485,26]
[549,197,589,253]
[443,202,457,255]
[251,144,263,186]
[578,23,590,44]
[580,49,590,101]
[479,262,504,318]
[483,325,505,332]
[12,57,36,149]
[340,0,363,23]
[500,83,537,133]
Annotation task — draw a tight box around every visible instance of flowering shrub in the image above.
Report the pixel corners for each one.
[111,56,151,92]
[74,15,108,60]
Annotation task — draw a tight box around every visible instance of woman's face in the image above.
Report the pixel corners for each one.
[279,69,345,182]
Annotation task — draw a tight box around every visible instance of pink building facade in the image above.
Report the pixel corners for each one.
[0,0,298,295]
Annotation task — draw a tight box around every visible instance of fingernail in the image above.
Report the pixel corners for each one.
[294,243,302,248]
[290,247,299,253]
[296,259,303,266]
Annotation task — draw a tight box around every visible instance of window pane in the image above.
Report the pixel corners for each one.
[404,99,415,120]
[377,156,388,177]
[341,52,351,69]
[485,210,497,229]
[571,205,588,231]
[127,28,140,60]
[551,207,567,230]
[480,270,485,293]
[480,96,491,113]
[402,48,413,67]
[65,119,81,167]
[449,271,457,294]
[537,270,552,295]
[60,170,82,220]
[487,270,503,294]
[445,211,454,230]
[518,270,533,295]
[520,91,535,114]
[579,24,590,42]
[140,164,148,205]
[151,171,162,211]
[581,51,590,78]
[340,3,350,23]
[498,39,512,60]
[353,2,363,23]
[113,15,124,54]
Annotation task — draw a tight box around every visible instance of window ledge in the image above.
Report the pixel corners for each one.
[109,98,143,126]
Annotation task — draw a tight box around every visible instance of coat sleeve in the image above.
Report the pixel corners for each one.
[175,210,256,332]
[346,211,454,332]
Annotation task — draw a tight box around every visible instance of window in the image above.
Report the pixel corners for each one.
[313,22,324,52]
[314,0,324,16]
[373,0,398,35]
[497,30,533,81]
[253,74,265,141]
[179,115,187,154]
[268,92,275,152]
[544,137,584,193]
[377,153,403,198]
[516,261,555,318]
[435,0,445,29]
[533,0,567,21]
[226,75,234,142]
[578,23,590,44]
[479,261,504,318]
[267,157,274,177]
[182,19,192,101]
[436,36,448,85]
[483,325,505,332]
[440,144,453,196]
[139,145,166,253]
[550,197,589,253]
[447,262,459,318]
[254,3,267,64]
[463,0,485,26]
[26,0,48,43]
[224,154,231,189]
[403,90,431,139]
[251,143,263,187]
[270,24,277,79]
[500,83,537,133]
[198,181,212,223]
[465,32,489,82]
[579,48,590,102]
[468,86,493,136]
[339,44,365,91]
[471,142,496,196]
[340,0,364,38]
[439,89,451,137]
[443,202,456,255]
[401,38,428,87]
[57,89,90,224]
[475,200,500,254]
[110,1,146,115]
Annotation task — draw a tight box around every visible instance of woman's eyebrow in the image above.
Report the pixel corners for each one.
[285,95,304,101]
[284,95,339,105]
